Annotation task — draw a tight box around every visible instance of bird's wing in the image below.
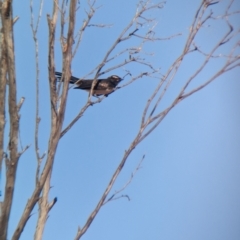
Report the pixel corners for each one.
[74,80,94,90]
[74,80,115,95]
[75,80,111,90]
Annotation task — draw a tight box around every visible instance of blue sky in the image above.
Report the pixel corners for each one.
[1,0,240,239]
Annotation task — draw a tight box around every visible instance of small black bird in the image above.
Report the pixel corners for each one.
[55,72,122,96]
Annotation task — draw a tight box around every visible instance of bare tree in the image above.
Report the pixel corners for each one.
[0,0,239,239]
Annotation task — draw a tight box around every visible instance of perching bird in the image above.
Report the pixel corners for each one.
[55,72,122,96]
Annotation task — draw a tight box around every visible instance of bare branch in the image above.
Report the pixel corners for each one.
[0,1,19,239]
[30,0,45,183]
[17,97,25,112]
[74,139,140,240]
[1,1,238,240]
[74,3,239,238]
[12,0,60,238]
[60,101,95,138]
[72,0,99,57]
[60,1,166,139]
[0,23,7,176]
[104,155,145,205]
[34,0,78,238]
[136,2,240,143]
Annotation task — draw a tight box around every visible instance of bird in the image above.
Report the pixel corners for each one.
[55,72,122,96]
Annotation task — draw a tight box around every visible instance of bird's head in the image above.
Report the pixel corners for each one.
[107,75,123,88]
[108,75,122,83]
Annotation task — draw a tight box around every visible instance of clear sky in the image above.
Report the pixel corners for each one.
[1,0,240,240]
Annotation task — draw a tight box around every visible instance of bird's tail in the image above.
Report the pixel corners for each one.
[55,72,79,84]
